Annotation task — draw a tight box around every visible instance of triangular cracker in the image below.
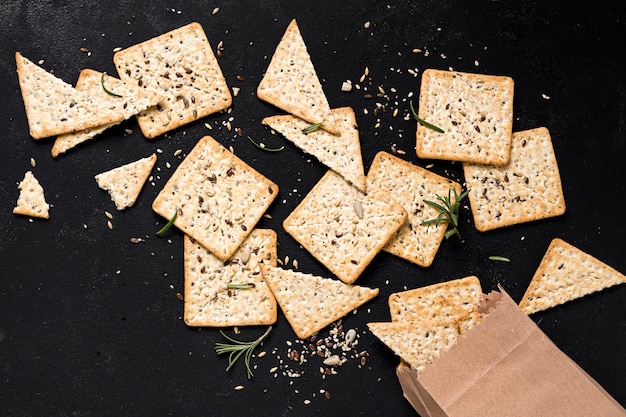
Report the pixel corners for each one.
[95,153,157,210]
[51,69,164,158]
[114,22,232,139]
[283,170,407,284]
[13,171,50,219]
[367,151,463,266]
[15,52,128,139]
[260,264,379,339]
[519,238,626,314]
[463,127,566,232]
[152,135,278,260]
[262,106,366,191]
[184,229,278,327]
[389,276,483,323]
[257,19,339,135]
[415,69,514,165]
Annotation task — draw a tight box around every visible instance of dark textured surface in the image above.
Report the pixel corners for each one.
[1,1,625,416]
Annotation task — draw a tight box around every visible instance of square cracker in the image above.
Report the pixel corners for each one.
[51,69,164,158]
[13,171,50,219]
[95,153,157,211]
[367,151,462,266]
[152,135,278,260]
[415,69,514,165]
[184,229,278,327]
[283,169,407,284]
[114,22,232,139]
[260,264,378,339]
[262,106,366,191]
[388,276,483,323]
[463,127,566,232]
[15,52,127,139]
[257,19,339,135]
[519,238,626,315]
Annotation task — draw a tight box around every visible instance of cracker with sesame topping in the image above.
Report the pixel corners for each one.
[262,106,366,191]
[152,135,279,260]
[463,127,566,232]
[95,153,157,211]
[283,169,407,284]
[113,22,232,139]
[51,69,164,158]
[367,151,463,266]
[259,264,378,339]
[257,19,339,136]
[519,238,626,315]
[13,171,50,219]
[15,53,128,140]
[415,69,514,165]
[184,229,279,327]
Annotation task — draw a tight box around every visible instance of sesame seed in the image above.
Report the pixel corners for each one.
[212,7,220,14]
[234,385,244,391]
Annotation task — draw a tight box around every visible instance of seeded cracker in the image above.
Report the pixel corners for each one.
[260,264,379,339]
[257,19,339,135]
[283,170,407,284]
[15,53,127,139]
[415,69,514,165]
[152,135,278,260]
[184,229,278,327]
[367,151,462,266]
[262,106,366,191]
[95,153,157,211]
[51,69,164,158]
[463,127,566,232]
[13,171,50,219]
[519,238,626,315]
[113,22,232,139]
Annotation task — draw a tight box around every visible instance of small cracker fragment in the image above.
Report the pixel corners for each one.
[51,69,164,158]
[283,170,407,284]
[388,276,483,323]
[463,127,566,232]
[15,52,127,139]
[519,238,626,315]
[152,135,278,260]
[415,69,514,165]
[368,311,481,373]
[184,229,278,327]
[262,106,366,191]
[13,171,50,219]
[260,264,379,339]
[367,151,462,266]
[257,19,339,135]
[95,153,157,210]
[114,22,232,139]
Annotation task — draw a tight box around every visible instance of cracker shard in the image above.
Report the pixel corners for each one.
[519,238,626,315]
[184,229,278,327]
[113,22,232,139]
[257,19,339,136]
[367,151,462,266]
[262,106,366,191]
[152,135,279,261]
[95,153,157,211]
[15,52,127,139]
[283,170,407,285]
[13,171,50,219]
[260,264,379,339]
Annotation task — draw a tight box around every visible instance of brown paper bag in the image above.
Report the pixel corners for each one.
[396,287,626,417]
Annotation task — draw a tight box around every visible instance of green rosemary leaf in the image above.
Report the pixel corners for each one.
[226,283,255,290]
[100,72,123,98]
[409,100,444,133]
[489,256,511,262]
[215,327,272,379]
[156,210,178,236]
[247,136,284,152]
[301,122,323,134]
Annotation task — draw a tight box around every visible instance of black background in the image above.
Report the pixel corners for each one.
[1,1,625,416]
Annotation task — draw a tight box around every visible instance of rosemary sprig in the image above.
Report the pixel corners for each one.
[100,72,123,97]
[156,210,178,236]
[227,283,256,290]
[302,122,323,134]
[247,136,284,152]
[215,326,272,379]
[409,100,444,133]
[421,188,470,240]
[489,255,511,262]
